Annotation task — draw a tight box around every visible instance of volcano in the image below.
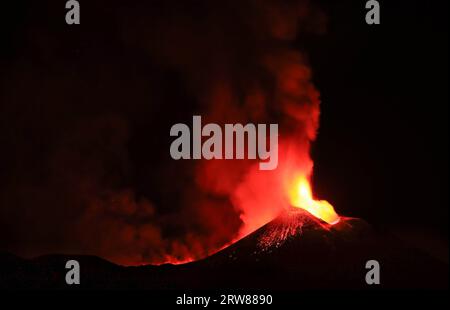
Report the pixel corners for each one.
[0,209,447,289]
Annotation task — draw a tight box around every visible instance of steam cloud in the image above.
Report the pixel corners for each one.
[0,0,326,265]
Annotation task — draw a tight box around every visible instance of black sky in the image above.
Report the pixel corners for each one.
[0,0,448,262]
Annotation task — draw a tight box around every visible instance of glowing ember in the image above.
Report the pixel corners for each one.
[288,176,340,225]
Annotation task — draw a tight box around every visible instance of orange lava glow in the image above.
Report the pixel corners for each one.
[288,175,340,225]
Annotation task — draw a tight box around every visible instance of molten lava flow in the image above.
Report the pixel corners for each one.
[288,176,340,225]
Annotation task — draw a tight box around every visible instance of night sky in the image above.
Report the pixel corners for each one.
[0,0,448,264]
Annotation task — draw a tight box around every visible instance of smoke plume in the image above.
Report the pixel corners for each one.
[0,0,326,265]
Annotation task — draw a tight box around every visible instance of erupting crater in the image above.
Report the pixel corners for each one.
[287,175,340,225]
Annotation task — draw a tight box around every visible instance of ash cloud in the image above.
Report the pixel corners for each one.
[0,0,325,264]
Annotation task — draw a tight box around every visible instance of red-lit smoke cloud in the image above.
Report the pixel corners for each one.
[0,0,326,265]
[140,0,326,255]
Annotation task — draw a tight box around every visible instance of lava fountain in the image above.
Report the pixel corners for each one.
[287,175,340,225]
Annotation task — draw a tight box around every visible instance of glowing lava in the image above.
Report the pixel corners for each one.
[288,176,340,225]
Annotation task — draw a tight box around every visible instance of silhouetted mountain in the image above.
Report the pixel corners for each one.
[0,210,447,289]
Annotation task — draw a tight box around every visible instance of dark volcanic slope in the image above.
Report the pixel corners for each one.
[0,210,448,289]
